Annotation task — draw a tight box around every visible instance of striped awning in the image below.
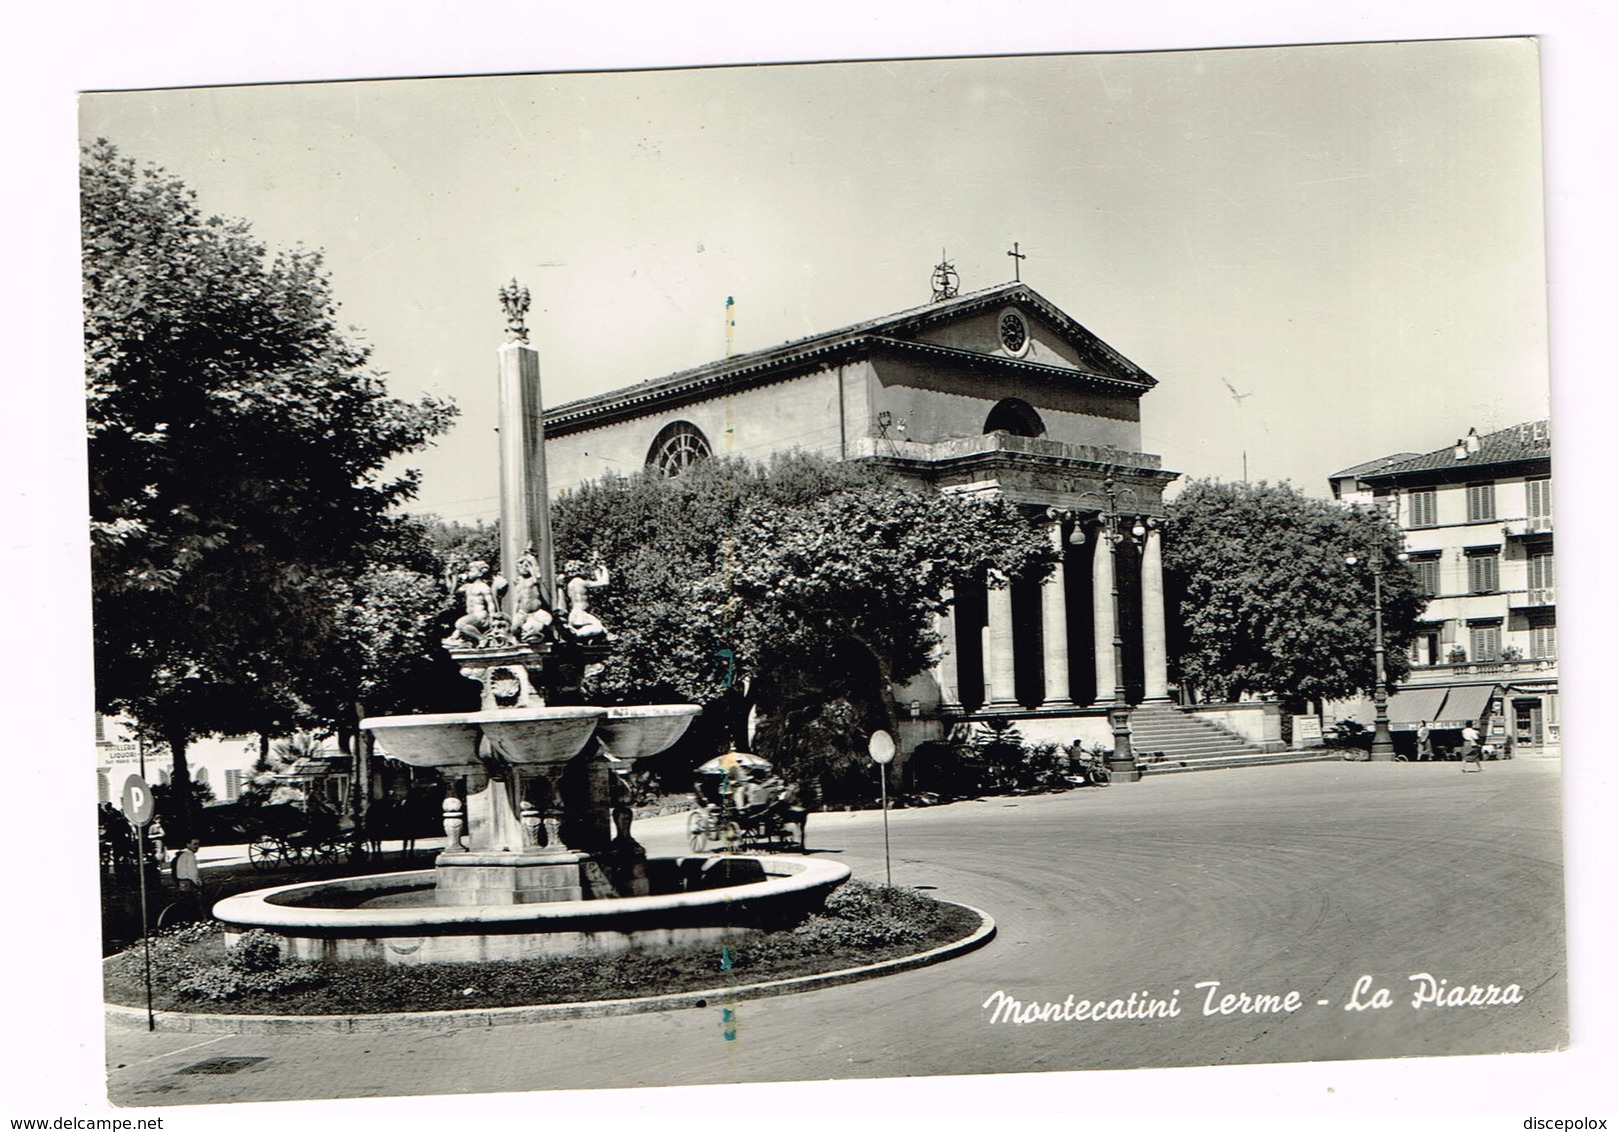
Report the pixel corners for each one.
[1432,683,1501,729]
[1385,686,1450,731]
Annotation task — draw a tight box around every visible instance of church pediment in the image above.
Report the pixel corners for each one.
[895,286,1154,387]
[545,281,1154,436]
[857,283,1155,389]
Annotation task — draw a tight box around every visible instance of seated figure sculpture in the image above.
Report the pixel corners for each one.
[559,560,611,641]
[510,550,555,647]
[445,560,502,647]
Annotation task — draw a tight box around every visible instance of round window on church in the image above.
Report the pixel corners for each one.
[999,310,1029,355]
[647,421,712,477]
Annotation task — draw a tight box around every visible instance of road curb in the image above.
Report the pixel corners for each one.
[105,902,995,1034]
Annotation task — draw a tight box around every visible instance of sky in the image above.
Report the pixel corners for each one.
[78,39,1551,524]
[13,1,1618,1121]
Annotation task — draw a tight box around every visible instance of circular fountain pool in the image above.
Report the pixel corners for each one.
[213,854,851,964]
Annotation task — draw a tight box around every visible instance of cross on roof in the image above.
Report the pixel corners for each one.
[1007,242,1027,282]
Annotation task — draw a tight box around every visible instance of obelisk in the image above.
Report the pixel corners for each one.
[496,279,555,614]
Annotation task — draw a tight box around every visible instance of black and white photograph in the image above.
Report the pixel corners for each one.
[12,2,1618,1122]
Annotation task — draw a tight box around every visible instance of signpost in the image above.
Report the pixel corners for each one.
[868,730,895,887]
[120,774,157,1031]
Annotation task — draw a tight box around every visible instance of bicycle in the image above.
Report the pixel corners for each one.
[154,883,207,930]
[1071,750,1111,787]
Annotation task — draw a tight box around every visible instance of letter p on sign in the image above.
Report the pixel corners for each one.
[121,774,155,827]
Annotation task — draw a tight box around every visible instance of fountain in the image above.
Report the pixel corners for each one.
[213,281,848,963]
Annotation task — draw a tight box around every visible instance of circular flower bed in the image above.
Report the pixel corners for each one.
[104,881,979,1015]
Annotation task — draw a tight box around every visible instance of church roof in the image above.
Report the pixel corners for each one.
[544,282,1156,432]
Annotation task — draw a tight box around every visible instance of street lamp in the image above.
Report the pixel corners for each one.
[1344,549,1410,760]
[1067,475,1149,783]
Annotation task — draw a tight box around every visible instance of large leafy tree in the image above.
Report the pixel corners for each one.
[83,141,457,837]
[1162,479,1427,708]
[305,516,470,735]
[550,453,1054,779]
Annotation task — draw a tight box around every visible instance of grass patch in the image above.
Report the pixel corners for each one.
[103,881,980,1016]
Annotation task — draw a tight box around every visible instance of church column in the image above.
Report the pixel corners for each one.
[1041,523,1074,707]
[984,568,1018,707]
[1140,523,1170,702]
[1091,520,1117,703]
[933,586,962,709]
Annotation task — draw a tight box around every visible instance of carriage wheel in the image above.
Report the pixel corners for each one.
[248,838,280,871]
[687,810,710,852]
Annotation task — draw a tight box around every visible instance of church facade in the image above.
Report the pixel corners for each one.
[542,280,1180,756]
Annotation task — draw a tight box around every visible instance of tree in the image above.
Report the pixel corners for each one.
[83,141,458,838]
[1162,479,1427,708]
[550,453,1054,782]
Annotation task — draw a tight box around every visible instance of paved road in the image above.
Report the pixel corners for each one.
[105,759,1566,1106]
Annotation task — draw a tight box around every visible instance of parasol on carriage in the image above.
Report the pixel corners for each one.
[692,751,775,778]
[691,752,776,807]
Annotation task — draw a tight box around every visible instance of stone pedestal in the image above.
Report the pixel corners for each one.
[434,851,591,905]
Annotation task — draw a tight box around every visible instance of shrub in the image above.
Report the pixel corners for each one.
[905,728,1078,800]
[172,929,327,1002]
[780,879,944,949]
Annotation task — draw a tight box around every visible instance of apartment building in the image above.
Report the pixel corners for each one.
[1329,421,1557,752]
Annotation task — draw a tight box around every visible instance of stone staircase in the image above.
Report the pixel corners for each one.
[1125,702,1336,775]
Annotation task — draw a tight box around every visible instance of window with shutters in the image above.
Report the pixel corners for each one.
[1411,629,1441,666]
[1469,623,1501,663]
[1409,556,1440,597]
[1529,623,1557,659]
[1526,477,1552,529]
[1527,549,1554,604]
[1466,482,1496,522]
[1407,488,1437,528]
[1466,551,1499,594]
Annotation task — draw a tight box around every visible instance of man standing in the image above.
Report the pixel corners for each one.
[1417,720,1433,761]
[172,838,202,918]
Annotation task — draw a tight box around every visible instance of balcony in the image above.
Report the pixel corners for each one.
[1409,657,1557,683]
[1501,517,1553,539]
[1507,587,1555,611]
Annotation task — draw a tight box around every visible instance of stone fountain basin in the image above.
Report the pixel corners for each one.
[597,704,702,765]
[212,855,851,964]
[362,706,608,768]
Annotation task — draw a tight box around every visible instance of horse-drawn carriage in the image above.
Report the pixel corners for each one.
[245,802,352,870]
[686,752,807,853]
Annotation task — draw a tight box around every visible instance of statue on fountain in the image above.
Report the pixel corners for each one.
[444,560,506,648]
[511,550,555,647]
[559,559,611,641]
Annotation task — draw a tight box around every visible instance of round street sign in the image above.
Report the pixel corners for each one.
[121,774,155,827]
[868,729,896,765]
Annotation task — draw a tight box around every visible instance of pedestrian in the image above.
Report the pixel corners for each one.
[146,816,166,872]
[1416,720,1433,761]
[171,838,202,919]
[1460,720,1483,772]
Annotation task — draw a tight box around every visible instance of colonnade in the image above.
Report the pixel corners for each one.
[932,517,1169,712]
